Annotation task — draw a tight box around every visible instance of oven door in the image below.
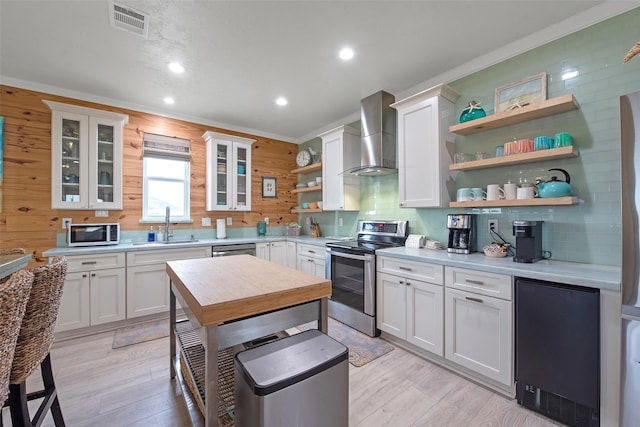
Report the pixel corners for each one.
[326,248,375,316]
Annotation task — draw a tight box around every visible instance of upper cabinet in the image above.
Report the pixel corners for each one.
[391,84,459,208]
[44,100,129,210]
[319,125,360,211]
[203,131,255,211]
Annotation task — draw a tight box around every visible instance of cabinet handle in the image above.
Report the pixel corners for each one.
[399,266,412,271]
[91,273,96,277]
[308,258,314,263]
[399,280,405,284]
[406,281,411,286]
[308,250,316,254]
[465,279,484,285]
[82,274,87,278]
[465,296,483,303]
[81,261,97,265]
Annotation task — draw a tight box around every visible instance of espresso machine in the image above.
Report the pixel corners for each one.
[447,214,476,254]
[512,220,543,262]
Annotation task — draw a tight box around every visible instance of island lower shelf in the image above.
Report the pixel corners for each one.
[449,196,579,208]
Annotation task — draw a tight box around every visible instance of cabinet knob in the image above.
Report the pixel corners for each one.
[91,273,96,277]
[399,280,405,284]
[82,274,87,278]
[406,281,411,286]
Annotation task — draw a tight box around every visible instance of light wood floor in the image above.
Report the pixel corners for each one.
[2,328,562,427]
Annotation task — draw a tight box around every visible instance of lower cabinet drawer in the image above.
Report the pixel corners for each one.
[65,252,125,272]
[445,267,512,301]
[377,256,443,284]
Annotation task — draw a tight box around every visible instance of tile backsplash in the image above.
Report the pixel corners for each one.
[301,7,640,266]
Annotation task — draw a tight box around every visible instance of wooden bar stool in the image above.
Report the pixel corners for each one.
[0,270,34,427]
[7,256,67,427]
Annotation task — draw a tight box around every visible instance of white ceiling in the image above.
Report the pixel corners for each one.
[1,1,637,143]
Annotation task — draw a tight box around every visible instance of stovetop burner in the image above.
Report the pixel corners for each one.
[326,220,408,254]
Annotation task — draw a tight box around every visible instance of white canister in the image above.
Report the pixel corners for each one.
[504,183,518,200]
[216,218,226,239]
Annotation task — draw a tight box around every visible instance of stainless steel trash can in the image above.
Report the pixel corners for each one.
[234,329,349,427]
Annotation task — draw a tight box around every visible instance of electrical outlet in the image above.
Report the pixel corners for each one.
[488,219,498,234]
[264,217,269,224]
[338,217,344,227]
[202,217,211,226]
[62,218,72,229]
[95,210,108,217]
[226,217,232,225]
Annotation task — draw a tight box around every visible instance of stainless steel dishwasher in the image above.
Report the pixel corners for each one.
[211,243,256,257]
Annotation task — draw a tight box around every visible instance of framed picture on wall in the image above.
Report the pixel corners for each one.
[262,176,277,198]
[494,72,547,113]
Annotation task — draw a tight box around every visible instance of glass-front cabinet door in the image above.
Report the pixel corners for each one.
[204,131,255,211]
[90,117,123,210]
[45,100,128,210]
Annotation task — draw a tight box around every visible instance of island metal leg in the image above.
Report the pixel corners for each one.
[169,283,176,379]
[319,297,328,334]
[203,324,219,427]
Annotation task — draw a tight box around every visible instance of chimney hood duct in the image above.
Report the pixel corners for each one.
[347,90,397,176]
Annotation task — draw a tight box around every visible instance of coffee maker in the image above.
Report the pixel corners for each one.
[512,220,543,263]
[447,214,476,254]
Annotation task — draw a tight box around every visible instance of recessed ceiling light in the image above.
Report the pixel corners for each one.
[275,97,288,106]
[164,97,175,104]
[339,47,354,60]
[168,62,184,73]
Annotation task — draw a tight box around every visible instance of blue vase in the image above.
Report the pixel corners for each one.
[460,101,487,123]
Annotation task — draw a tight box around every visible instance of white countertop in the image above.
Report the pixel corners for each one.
[376,247,621,292]
[43,237,620,292]
[42,235,333,257]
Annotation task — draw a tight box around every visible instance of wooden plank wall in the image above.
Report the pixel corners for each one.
[0,85,298,264]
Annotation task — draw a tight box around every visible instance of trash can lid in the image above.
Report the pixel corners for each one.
[235,329,348,396]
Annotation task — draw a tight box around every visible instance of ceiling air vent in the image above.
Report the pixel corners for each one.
[109,1,149,38]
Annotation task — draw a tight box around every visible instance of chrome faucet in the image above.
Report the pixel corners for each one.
[164,206,173,241]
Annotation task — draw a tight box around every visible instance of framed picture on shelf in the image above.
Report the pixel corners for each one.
[494,72,547,113]
[262,176,277,198]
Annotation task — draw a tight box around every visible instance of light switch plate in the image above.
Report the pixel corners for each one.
[202,217,211,226]
[264,217,269,224]
[226,217,232,225]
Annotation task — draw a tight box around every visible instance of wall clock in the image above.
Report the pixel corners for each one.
[296,149,312,167]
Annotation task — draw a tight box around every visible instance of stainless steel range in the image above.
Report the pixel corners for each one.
[325,220,408,337]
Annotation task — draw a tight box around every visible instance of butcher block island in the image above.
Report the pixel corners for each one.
[166,255,331,427]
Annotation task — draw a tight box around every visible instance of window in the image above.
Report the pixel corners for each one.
[143,157,190,221]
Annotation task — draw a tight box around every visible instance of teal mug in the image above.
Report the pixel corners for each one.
[470,187,486,201]
[534,136,554,150]
[554,132,573,147]
[456,188,473,202]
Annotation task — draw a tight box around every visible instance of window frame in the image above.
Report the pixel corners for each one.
[142,156,191,222]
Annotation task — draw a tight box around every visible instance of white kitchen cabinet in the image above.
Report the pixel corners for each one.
[444,266,513,386]
[256,241,287,266]
[297,243,325,277]
[377,257,444,355]
[44,100,128,210]
[319,126,360,211]
[55,252,126,332]
[285,241,297,269]
[391,84,459,208]
[126,246,211,318]
[203,131,255,211]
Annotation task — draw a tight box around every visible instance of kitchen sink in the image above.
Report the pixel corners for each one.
[132,239,199,246]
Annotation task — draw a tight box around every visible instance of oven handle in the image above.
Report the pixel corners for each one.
[327,249,375,262]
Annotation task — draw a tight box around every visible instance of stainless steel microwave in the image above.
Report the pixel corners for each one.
[67,223,120,247]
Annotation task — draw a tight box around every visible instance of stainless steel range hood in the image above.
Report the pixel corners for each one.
[347,90,397,176]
